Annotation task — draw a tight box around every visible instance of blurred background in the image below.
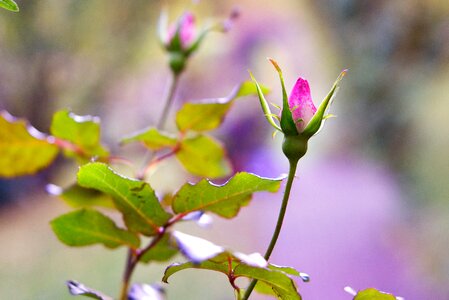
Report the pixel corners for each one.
[1,0,449,299]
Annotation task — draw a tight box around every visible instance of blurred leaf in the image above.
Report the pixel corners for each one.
[234,81,270,98]
[176,81,269,132]
[140,233,178,263]
[0,0,18,12]
[234,264,301,300]
[77,163,172,236]
[66,280,113,300]
[121,127,178,151]
[128,283,165,300]
[176,134,231,178]
[176,102,232,132]
[0,111,58,177]
[354,288,396,300]
[50,110,109,162]
[172,172,282,218]
[52,184,115,209]
[51,209,140,249]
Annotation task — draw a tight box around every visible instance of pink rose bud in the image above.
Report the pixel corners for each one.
[288,78,317,133]
[166,12,196,49]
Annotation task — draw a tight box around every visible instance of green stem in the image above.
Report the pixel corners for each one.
[242,159,298,300]
[157,72,180,130]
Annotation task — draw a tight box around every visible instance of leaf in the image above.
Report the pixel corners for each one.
[176,81,270,132]
[66,280,113,300]
[128,283,165,300]
[353,288,397,300]
[77,163,172,236]
[140,233,178,263]
[47,183,115,209]
[175,134,232,178]
[50,109,109,161]
[162,240,301,299]
[255,265,309,297]
[51,209,140,249]
[121,127,178,151]
[0,0,19,12]
[0,111,58,177]
[234,264,301,300]
[172,172,282,218]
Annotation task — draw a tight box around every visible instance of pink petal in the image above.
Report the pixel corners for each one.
[166,12,196,49]
[288,77,316,132]
[179,12,196,48]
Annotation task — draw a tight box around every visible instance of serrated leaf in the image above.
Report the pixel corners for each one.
[50,184,115,209]
[0,0,19,12]
[77,163,172,236]
[0,111,58,177]
[128,283,165,300]
[176,81,270,132]
[176,134,231,178]
[66,280,113,300]
[121,127,178,151]
[140,233,178,263]
[51,209,140,249]
[50,109,109,161]
[162,242,301,300]
[354,288,396,300]
[234,264,301,300]
[172,172,282,218]
[255,265,309,297]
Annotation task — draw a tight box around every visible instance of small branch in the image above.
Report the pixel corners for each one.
[242,160,298,300]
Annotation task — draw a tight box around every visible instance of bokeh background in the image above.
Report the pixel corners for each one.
[1,0,449,299]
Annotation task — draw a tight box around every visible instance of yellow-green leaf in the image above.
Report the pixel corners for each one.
[50,110,109,162]
[121,127,178,151]
[0,0,19,12]
[48,184,115,209]
[51,209,140,249]
[172,172,282,218]
[176,134,232,178]
[0,111,58,177]
[354,288,397,300]
[176,81,270,132]
[77,163,172,236]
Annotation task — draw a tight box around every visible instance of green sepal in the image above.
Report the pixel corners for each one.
[249,72,282,132]
[268,58,298,136]
[302,70,347,137]
[282,135,308,164]
[0,0,19,12]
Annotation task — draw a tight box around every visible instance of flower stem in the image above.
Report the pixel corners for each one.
[157,72,180,130]
[242,159,298,300]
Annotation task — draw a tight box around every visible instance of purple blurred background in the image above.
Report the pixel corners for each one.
[1,0,448,299]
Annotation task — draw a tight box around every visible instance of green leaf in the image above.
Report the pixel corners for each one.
[176,134,232,178]
[176,81,270,132]
[0,111,58,177]
[47,184,115,209]
[162,242,301,300]
[51,209,140,249]
[234,264,301,300]
[353,288,396,300]
[66,280,113,300]
[77,163,172,236]
[172,172,282,218]
[50,109,109,162]
[176,102,232,132]
[140,233,178,263]
[121,127,178,151]
[255,265,309,297]
[0,0,19,12]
